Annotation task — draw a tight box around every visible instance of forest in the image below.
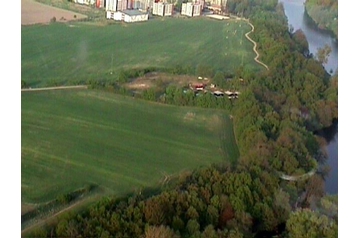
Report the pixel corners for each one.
[305,0,338,38]
[25,0,338,237]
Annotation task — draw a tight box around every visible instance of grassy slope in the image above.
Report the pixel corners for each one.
[21,89,239,203]
[21,17,258,87]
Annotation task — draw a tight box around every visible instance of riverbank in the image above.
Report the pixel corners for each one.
[279,0,338,194]
[304,0,338,40]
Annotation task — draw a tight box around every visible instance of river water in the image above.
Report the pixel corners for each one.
[279,0,338,194]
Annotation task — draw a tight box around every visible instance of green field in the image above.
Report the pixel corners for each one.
[21,89,239,203]
[21,17,259,87]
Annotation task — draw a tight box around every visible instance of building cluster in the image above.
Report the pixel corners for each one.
[189,82,239,99]
[71,0,227,22]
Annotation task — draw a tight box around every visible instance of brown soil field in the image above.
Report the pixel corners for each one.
[21,0,87,25]
[125,72,212,90]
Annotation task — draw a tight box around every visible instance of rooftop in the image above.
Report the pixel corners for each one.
[121,10,148,16]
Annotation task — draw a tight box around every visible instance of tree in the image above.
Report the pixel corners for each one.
[145,225,179,238]
[145,199,166,225]
[292,29,310,57]
[302,174,325,208]
[21,80,27,89]
[186,219,200,236]
[213,71,227,88]
[316,44,332,64]
[29,227,48,237]
[205,205,219,227]
[286,209,338,238]
[143,88,158,101]
[201,225,218,238]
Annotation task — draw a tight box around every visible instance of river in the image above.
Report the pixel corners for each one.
[279,0,338,194]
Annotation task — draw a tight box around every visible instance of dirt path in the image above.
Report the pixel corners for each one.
[277,169,316,181]
[21,199,85,234]
[21,85,88,92]
[21,194,102,235]
[238,18,269,70]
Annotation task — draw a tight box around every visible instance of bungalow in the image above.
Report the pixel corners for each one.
[224,91,239,99]
[213,90,224,97]
[193,83,205,91]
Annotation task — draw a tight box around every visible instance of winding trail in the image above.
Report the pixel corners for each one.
[21,85,87,92]
[277,169,316,181]
[238,17,269,70]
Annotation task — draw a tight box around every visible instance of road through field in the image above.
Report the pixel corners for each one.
[21,85,87,92]
[21,195,98,234]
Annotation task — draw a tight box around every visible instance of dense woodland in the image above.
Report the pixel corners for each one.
[305,0,338,38]
[26,0,338,237]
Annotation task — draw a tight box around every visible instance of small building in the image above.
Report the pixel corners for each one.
[189,83,206,91]
[213,90,224,97]
[105,0,118,11]
[136,0,151,10]
[96,0,105,8]
[106,11,123,21]
[106,9,149,22]
[153,2,159,15]
[190,83,206,91]
[152,2,173,16]
[74,0,95,5]
[119,0,129,11]
[122,10,149,22]
[193,3,201,16]
[157,3,165,16]
[223,90,239,99]
[181,2,202,17]
[164,3,173,16]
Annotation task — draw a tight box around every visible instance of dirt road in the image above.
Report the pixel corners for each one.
[238,17,269,70]
[21,85,88,92]
[21,199,84,234]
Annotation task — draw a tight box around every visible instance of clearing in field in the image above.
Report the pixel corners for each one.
[21,17,260,87]
[21,89,239,205]
[21,0,87,25]
[124,72,207,91]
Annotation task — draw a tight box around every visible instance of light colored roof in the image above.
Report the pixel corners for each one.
[213,90,223,94]
[121,10,148,16]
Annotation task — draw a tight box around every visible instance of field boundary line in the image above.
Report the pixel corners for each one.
[21,85,88,92]
[21,200,82,234]
[21,194,101,235]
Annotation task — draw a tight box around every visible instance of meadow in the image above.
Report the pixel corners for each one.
[21,89,239,204]
[21,17,259,87]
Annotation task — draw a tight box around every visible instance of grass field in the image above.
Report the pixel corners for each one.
[21,17,259,87]
[21,89,239,204]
